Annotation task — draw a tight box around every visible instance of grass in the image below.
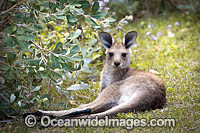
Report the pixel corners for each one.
[1,12,200,132]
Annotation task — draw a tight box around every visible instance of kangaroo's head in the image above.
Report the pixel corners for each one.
[99,31,137,69]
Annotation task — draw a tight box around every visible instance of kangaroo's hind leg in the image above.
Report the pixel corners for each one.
[37,85,120,117]
[80,89,157,119]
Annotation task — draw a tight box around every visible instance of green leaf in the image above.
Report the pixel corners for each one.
[53,42,63,53]
[70,45,80,55]
[79,1,90,9]
[50,71,62,79]
[61,63,70,71]
[17,34,35,41]
[91,12,106,19]
[32,86,41,92]
[7,52,16,65]
[91,2,99,14]
[38,71,48,79]
[50,54,60,68]
[69,5,84,15]
[81,46,88,57]
[11,26,17,33]
[28,59,40,66]
[17,40,28,50]
[104,17,116,23]
[86,18,101,29]
[0,65,9,71]
[81,65,91,73]
[67,83,89,91]
[29,0,40,11]
[55,15,66,20]
[70,29,82,40]
[67,55,82,61]
[66,71,72,79]
[88,39,97,46]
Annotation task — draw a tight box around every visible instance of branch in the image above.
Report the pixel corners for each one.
[0,0,27,15]
[30,40,52,54]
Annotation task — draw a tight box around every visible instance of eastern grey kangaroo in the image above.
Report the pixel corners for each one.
[37,31,166,118]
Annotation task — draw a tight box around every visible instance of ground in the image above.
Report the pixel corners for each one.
[1,12,200,132]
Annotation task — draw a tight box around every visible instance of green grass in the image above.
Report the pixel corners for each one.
[1,12,200,132]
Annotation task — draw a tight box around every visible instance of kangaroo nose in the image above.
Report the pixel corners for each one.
[114,62,120,67]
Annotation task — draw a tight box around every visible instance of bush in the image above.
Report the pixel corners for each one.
[0,0,115,118]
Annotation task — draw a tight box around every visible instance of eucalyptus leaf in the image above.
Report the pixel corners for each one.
[67,83,89,91]
[67,14,78,23]
[17,34,35,41]
[88,39,97,46]
[70,29,82,40]
[17,40,29,50]
[86,18,101,29]
[70,45,80,55]
[32,86,41,92]
[91,12,106,19]
[7,53,16,65]
[81,46,88,57]
[78,1,90,9]
[91,2,99,14]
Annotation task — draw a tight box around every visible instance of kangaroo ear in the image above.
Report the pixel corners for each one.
[124,31,137,49]
[99,32,113,49]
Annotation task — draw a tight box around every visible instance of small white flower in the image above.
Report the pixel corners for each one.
[104,7,110,11]
[174,21,179,26]
[93,18,97,21]
[151,35,157,41]
[130,15,133,21]
[146,31,151,36]
[157,32,162,37]
[127,15,133,21]
[39,67,45,71]
[117,25,122,29]
[18,101,22,107]
[104,0,109,3]
[99,1,105,7]
[17,24,24,27]
[119,20,128,24]
[168,25,171,28]
[168,31,174,38]
[148,24,152,28]
[105,29,111,32]
[112,12,116,15]
[132,43,139,48]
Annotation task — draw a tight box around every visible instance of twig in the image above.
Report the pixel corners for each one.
[30,40,52,54]
[0,0,27,15]
[0,119,12,124]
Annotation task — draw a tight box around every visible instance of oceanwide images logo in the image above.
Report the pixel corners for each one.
[24,115,176,129]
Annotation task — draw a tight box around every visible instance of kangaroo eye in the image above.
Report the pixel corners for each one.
[122,53,127,57]
[108,52,114,57]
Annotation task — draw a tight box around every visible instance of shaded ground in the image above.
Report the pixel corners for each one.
[1,12,200,132]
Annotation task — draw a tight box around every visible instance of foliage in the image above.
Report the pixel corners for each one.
[0,0,115,118]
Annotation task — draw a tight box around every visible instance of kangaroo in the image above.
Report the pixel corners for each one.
[36,31,166,118]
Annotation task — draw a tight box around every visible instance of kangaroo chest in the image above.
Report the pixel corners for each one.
[101,68,128,89]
